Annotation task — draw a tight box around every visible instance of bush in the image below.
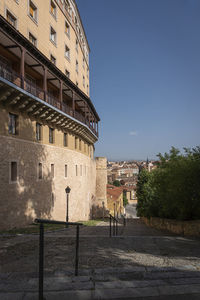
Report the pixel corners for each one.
[136,146,200,220]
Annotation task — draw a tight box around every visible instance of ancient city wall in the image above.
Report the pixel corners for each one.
[0,135,97,230]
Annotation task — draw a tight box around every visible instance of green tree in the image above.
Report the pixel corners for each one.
[113,180,121,187]
[136,146,200,221]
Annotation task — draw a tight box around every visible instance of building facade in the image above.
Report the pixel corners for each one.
[0,0,103,230]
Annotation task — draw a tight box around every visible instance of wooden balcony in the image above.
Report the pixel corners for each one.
[0,15,99,142]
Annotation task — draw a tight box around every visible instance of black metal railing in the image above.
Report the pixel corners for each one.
[109,214,119,237]
[34,219,83,300]
[121,214,126,227]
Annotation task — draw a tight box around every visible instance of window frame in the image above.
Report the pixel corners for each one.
[50,26,57,46]
[29,32,37,46]
[28,0,38,24]
[9,161,18,184]
[50,0,57,19]
[49,127,54,144]
[50,54,56,65]
[8,113,18,135]
[65,21,70,38]
[36,122,42,141]
[6,9,17,28]
[63,132,68,147]
[65,45,70,61]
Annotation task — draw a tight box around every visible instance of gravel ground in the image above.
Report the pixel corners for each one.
[0,219,200,274]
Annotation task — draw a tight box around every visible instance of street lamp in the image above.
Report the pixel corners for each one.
[65,186,71,227]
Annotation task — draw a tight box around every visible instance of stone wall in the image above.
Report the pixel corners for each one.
[92,157,108,218]
[142,217,200,237]
[0,135,97,230]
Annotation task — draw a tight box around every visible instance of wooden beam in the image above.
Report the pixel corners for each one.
[5,45,19,49]
[28,64,41,68]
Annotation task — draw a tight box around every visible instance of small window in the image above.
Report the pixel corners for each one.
[76,81,78,86]
[87,67,89,78]
[76,39,78,52]
[63,132,68,147]
[87,84,89,94]
[83,76,85,87]
[51,164,54,178]
[79,139,81,150]
[29,1,37,22]
[65,164,67,177]
[75,165,78,176]
[29,32,37,46]
[50,0,56,18]
[38,163,42,179]
[65,45,70,60]
[49,128,54,143]
[65,21,70,37]
[76,60,78,73]
[50,27,56,44]
[8,113,18,135]
[80,165,82,176]
[75,137,78,149]
[83,58,85,69]
[6,10,17,28]
[10,161,17,182]
[65,70,70,78]
[36,123,42,141]
[50,54,56,65]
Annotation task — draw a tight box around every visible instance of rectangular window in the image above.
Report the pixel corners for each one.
[65,70,70,78]
[87,67,89,78]
[50,54,56,65]
[50,27,56,44]
[38,163,42,179]
[76,39,78,52]
[49,128,54,143]
[29,32,37,46]
[79,139,81,150]
[76,60,78,73]
[50,0,56,18]
[83,76,85,87]
[65,21,70,37]
[8,113,18,135]
[11,161,17,182]
[83,58,85,69]
[76,81,78,86]
[87,84,89,94]
[29,1,37,22]
[65,164,67,177]
[63,132,68,147]
[36,123,42,141]
[75,165,78,176]
[6,10,17,28]
[80,165,82,176]
[51,164,54,178]
[75,137,78,149]
[65,45,70,60]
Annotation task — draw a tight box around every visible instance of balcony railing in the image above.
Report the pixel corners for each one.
[0,61,98,137]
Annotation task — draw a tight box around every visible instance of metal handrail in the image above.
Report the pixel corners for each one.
[109,214,119,237]
[34,218,83,300]
[121,214,126,227]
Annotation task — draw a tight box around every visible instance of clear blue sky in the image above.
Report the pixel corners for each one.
[76,0,200,161]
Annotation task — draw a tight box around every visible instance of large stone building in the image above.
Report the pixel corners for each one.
[0,0,106,230]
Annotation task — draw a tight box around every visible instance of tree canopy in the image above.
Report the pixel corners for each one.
[136,146,200,220]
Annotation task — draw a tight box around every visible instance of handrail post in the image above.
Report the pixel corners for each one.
[109,215,112,237]
[39,223,44,300]
[116,219,118,236]
[75,225,80,276]
[113,218,115,236]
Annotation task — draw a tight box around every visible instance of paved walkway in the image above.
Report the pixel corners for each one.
[0,218,200,299]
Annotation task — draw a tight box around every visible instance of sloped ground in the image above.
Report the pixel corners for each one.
[0,218,200,299]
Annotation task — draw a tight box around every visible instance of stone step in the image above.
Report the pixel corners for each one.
[1,267,200,299]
